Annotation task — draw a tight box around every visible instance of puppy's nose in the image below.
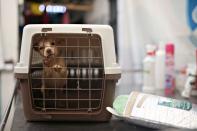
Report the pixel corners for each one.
[47,49,52,54]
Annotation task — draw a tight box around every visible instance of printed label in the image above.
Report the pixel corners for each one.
[158,98,192,111]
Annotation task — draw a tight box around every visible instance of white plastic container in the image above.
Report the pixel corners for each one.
[14,24,121,75]
[182,64,197,98]
[143,45,156,93]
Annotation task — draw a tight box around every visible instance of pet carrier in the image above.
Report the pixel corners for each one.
[14,24,121,121]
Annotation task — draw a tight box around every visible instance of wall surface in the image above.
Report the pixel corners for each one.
[0,0,18,130]
[0,0,18,61]
[116,0,196,95]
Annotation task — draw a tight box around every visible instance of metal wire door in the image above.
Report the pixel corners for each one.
[30,33,105,113]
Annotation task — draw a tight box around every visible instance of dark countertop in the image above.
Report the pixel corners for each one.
[11,91,197,131]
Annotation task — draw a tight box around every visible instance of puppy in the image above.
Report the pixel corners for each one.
[33,39,67,95]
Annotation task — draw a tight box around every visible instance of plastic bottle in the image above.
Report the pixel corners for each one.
[182,64,196,98]
[165,43,175,96]
[142,45,156,94]
[155,43,165,94]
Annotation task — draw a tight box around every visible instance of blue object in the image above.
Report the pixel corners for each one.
[187,0,197,31]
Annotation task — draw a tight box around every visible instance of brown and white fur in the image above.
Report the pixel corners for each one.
[33,39,67,94]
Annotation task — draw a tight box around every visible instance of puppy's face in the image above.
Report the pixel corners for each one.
[34,39,58,58]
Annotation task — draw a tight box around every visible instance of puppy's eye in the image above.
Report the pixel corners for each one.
[39,47,44,50]
[51,42,55,46]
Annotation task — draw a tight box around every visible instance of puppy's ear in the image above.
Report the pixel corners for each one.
[33,42,39,51]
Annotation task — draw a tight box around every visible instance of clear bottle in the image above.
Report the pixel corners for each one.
[142,45,156,94]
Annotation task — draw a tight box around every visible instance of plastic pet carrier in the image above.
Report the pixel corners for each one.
[14,24,121,121]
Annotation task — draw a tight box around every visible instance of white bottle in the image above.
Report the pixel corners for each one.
[155,44,165,93]
[142,45,156,94]
[182,64,196,98]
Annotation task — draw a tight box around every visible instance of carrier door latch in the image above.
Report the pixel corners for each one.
[41,28,52,32]
[82,28,92,36]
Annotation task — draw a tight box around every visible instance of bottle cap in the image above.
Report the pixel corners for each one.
[165,43,174,54]
[146,44,156,56]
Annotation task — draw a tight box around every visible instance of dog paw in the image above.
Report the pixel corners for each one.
[53,64,63,72]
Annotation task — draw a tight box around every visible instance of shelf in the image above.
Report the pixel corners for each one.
[66,3,93,12]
